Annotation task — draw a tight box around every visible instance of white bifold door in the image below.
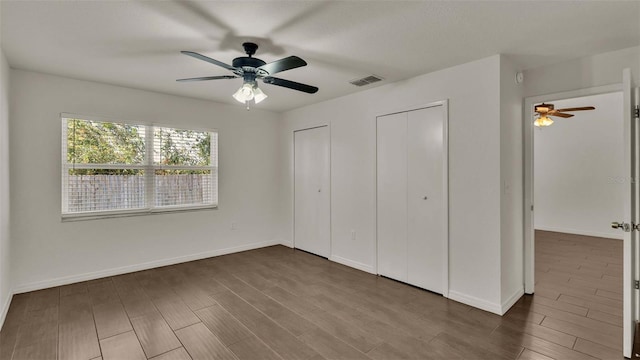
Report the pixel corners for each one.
[294,126,330,258]
[377,104,448,294]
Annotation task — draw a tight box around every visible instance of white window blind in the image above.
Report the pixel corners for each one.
[62,116,218,219]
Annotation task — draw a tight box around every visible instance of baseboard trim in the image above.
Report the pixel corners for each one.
[535,226,622,240]
[501,288,524,315]
[448,290,502,315]
[13,240,280,294]
[329,255,375,274]
[0,290,12,330]
[280,241,293,248]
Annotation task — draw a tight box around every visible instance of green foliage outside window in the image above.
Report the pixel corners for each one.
[155,127,211,174]
[67,119,211,175]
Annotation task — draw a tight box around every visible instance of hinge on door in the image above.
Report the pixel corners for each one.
[635,105,639,119]
[635,280,639,290]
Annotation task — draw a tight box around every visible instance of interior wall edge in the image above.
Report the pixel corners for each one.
[498,53,525,305]
[447,290,502,315]
[500,287,525,315]
[0,290,11,331]
[0,41,12,332]
[11,239,280,294]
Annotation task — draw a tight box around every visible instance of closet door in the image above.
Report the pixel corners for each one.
[294,126,330,258]
[407,106,445,293]
[376,112,408,282]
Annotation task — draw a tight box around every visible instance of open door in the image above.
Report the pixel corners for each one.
[616,68,639,358]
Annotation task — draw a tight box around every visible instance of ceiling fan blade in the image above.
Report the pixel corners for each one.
[548,112,574,118]
[176,75,238,82]
[555,106,596,112]
[263,77,318,94]
[258,56,307,76]
[181,51,237,71]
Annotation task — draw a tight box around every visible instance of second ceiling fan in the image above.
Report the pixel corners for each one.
[534,103,595,127]
[177,42,318,106]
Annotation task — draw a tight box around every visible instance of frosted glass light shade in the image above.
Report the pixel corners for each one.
[253,87,267,104]
[233,83,255,103]
[534,115,554,127]
[232,83,268,104]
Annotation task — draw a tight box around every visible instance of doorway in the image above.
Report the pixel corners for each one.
[294,126,331,258]
[524,84,624,293]
[534,92,624,239]
[524,84,631,357]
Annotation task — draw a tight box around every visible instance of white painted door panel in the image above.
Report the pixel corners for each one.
[407,107,444,293]
[377,113,408,282]
[294,126,330,258]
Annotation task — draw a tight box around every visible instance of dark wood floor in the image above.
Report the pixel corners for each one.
[0,230,623,360]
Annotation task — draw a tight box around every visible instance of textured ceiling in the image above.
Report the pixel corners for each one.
[1,1,639,112]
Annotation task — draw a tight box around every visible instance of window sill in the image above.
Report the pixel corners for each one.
[61,204,218,222]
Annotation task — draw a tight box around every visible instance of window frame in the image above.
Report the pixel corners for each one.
[61,113,218,221]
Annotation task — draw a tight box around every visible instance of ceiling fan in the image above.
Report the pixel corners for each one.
[177,42,318,106]
[534,103,596,127]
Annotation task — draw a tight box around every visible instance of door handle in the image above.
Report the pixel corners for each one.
[612,222,630,232]
[611,221,640,232]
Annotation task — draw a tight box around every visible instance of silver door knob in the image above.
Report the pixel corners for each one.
[612,221,630,232]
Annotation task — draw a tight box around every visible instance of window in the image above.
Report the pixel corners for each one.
[62,114,218,219]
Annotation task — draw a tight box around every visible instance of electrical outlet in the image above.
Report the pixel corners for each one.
[351,230,356,241]
[231,222,237,230]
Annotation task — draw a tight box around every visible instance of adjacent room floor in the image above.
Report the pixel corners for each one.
[0,230,623,360]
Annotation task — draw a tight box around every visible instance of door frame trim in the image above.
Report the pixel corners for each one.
[293,125,331,258]
[523,84,623,294]
[375,99,450,298]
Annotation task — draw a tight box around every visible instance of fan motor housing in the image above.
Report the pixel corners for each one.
[535,103,554,112]
[233,57,266,70]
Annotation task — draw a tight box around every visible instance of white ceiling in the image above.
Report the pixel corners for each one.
[2,1,639,112]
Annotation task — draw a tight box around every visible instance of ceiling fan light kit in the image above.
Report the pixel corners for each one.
[534,115,554,127]
[232,82,267,104]
[178,42,318,108]
[533,102,595,127]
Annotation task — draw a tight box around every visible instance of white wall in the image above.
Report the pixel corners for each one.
[0,47,12,324]
[500,56,524,311]
[524,46,640,98]
[281,55,510,313]
[9,69,283,292]
[534,92,624,239]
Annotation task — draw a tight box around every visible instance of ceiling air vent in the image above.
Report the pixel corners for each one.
[349,75,383,87]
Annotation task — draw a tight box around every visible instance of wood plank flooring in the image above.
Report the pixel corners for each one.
[0,230,623,359]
